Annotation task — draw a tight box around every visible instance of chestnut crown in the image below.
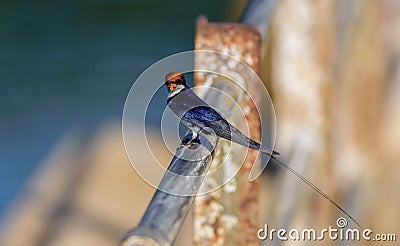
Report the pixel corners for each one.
[165,71,187,92]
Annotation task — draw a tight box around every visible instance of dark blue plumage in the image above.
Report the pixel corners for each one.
[163,72,362,226]
[165,72,277,156]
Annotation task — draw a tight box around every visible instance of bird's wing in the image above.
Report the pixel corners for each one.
[170,89,275,154]
[182,106,225,129]
[183,106,248,144]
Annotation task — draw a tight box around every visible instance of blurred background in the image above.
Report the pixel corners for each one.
[1,0,400,245]
[0,0,229,244]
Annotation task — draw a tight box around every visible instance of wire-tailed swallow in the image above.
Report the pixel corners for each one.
[163,71,361,226]
[164,71,278,157]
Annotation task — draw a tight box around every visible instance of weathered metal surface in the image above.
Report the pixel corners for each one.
[240,0,277,40]
[121,133,217,246]
[269,0,335,229]
[335,0,396,233]
[193,17,262,246]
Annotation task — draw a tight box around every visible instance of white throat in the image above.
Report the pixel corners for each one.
[168,84,186,98]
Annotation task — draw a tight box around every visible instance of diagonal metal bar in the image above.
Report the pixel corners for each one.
[240,0,277,40]
[121,1,278,245]
[120,133,217,246]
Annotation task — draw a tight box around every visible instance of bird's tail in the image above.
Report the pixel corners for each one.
[248,146,278,182]
[259,146,280,156]
[266,157,362,228]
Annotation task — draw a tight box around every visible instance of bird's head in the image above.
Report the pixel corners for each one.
[165,71,187,92]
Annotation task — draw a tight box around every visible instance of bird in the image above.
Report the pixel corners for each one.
[164,71,361,227]
[165,71,279,157]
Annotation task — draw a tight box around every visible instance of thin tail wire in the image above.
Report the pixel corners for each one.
[271,157,361,228]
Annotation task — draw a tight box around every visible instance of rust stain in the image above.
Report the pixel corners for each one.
[193,17,262,246]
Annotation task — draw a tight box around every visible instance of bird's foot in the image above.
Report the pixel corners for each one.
[181,132,201,146]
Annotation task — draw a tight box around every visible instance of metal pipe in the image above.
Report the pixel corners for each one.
[240,0,277,40]
[121,1,278,245]
[120,134,217,246]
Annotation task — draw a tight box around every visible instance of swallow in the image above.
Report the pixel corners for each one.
[164,71,279,157]
[163,71,362,226]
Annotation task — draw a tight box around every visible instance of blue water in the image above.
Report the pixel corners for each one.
[0,0,227,219]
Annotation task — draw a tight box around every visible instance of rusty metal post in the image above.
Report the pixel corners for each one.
[122,2,275,245]
[193,17,263,246]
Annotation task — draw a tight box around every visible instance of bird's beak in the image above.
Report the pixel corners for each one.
[167,83,177,92]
